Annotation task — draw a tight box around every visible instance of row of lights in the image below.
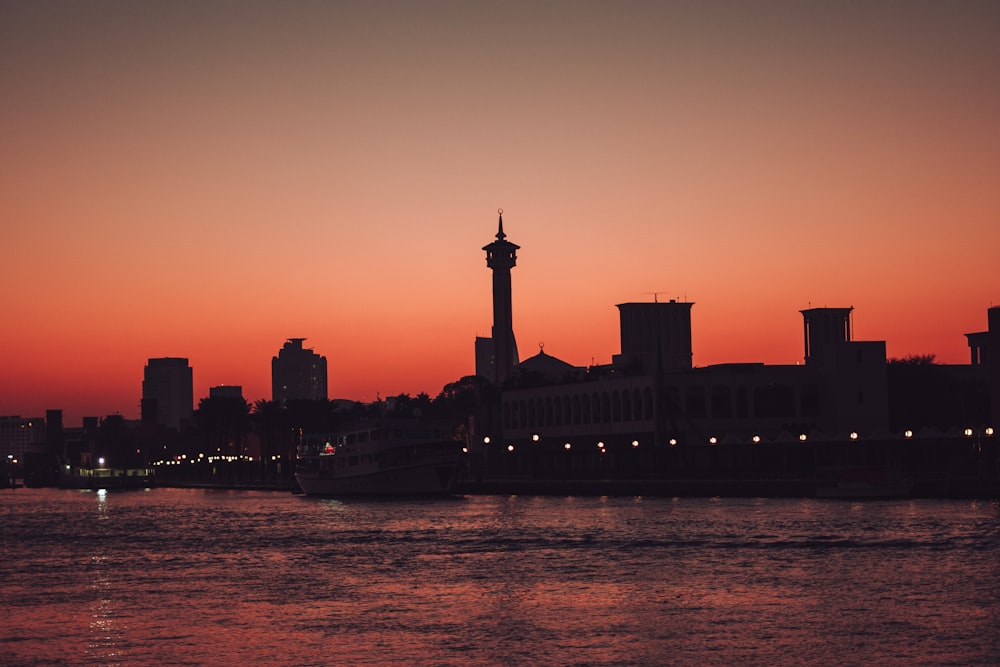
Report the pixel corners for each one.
[153,453,282,466]
[484,427,996,451]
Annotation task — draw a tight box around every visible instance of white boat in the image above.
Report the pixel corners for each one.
[294,422,464,496]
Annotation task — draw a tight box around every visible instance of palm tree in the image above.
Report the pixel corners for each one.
[252,399,287,480]
[195,396,251,460]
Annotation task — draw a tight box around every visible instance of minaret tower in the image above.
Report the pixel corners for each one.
[483,208,520,384]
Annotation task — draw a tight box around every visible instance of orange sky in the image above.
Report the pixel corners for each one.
[2,1,998,425]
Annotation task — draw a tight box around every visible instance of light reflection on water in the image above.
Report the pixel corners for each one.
[1,488,999,666]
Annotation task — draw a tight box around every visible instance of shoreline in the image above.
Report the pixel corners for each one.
[12,477,995,499]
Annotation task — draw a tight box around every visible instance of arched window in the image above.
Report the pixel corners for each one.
[622,390,633,422]
[754,384,795,418]
[667,387,680,407]
[612,391,622,422]
[572,394,582,425]
[686,386,707,418]
[801,384,820,417]
[735,385,749,419]
[710,385,732,419]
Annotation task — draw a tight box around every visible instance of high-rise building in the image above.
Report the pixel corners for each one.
[141,357,193,431]
[0,415,45,463]
[272,339,328,404]
[209,385,245,400]
[481,210,520,384]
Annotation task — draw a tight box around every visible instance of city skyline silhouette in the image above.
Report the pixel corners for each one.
[2,2,998,424]
[4,212,996,431]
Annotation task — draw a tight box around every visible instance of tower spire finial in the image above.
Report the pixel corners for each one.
[496,208,505,240]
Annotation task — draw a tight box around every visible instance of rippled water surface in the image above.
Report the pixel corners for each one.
[2,488,999,666]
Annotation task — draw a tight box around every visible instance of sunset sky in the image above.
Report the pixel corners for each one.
[2,1,998,425]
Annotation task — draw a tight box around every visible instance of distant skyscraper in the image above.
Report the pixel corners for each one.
[482,210,520,384]
[141,358,193,431]
[209,385,244,400]
[0,415,44,463]
[272,338,328,404]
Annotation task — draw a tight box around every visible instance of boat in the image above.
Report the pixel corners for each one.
[59,465,156,490]
[294,421,465,496]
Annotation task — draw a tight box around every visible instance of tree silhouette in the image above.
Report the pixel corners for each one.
[195,395,251,458]
[97,414,132,475]
[252,399,287,478]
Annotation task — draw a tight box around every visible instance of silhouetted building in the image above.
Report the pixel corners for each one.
[209,385,244,400]
[272,338,327,404]
[990,306,1000,424]
[615,299,694,374]
[965,331,988,366]
[141,357,193,431]
[802,307,853,366]
[0,415,45,463]
[963,306,999,425]
[45,409,64,457]
[886,357,989,433]
[800,307,888,433]
[481,211,520,384]
[514,345,584,384]
[494,304,889,448]
[474,336,494,381]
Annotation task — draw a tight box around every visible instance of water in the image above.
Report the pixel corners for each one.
[2,489,999,667]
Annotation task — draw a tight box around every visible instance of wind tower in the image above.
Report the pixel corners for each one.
[801,307,853,366]
[483,209,520,384]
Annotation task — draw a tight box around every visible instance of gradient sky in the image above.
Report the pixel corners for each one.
[2,1,998,425]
